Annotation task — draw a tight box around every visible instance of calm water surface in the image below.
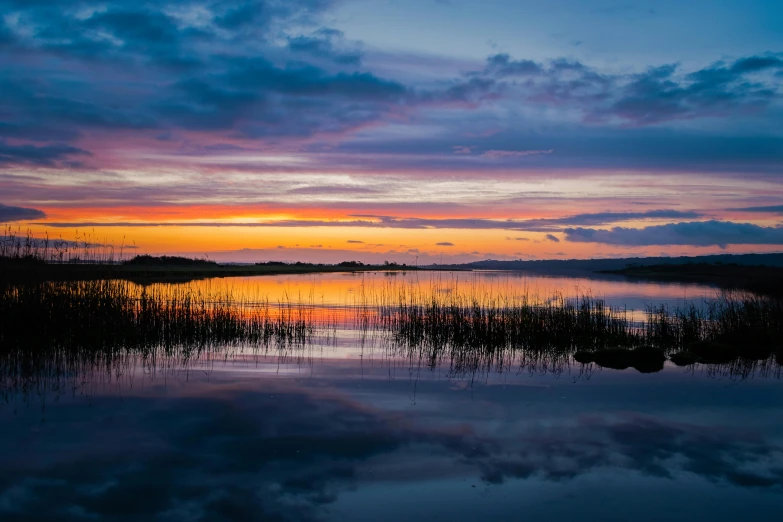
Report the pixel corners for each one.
[2,272,781,521]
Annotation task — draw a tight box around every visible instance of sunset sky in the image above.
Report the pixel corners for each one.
[1,0,782,263]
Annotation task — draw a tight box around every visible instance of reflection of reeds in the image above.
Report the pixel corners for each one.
[1,279,781,403]
[0,280,314,401]
[364,281,781,351]
[358,281,782,378]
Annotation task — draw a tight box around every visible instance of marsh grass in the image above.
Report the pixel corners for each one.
[0,280,316,401]
[356,280,783,377]
[1,225,132,265]
[1,277,781,403]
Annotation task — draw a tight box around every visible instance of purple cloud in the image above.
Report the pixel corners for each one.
[564,221,783,247]
[0,203,46,222]
[481,149,554,159]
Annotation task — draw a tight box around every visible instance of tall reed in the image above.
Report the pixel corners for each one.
[1,226,132,265]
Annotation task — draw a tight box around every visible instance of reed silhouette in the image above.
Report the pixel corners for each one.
[1,278,781,403]
[0,280,314,402]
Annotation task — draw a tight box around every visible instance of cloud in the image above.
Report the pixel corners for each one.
[730,205,783,214]
[35,210,708,232]
[435,242,454,246]
[287,185,379,195]
[0,0,781,178]
[473,53,783,126]
[0,204,46,222]
[0,0,781,189]
[287,28,362,65]
[515,210,704,231]
[0,140,91,166]
[545,234,560,243]
[0,0,415,157]
[346,240,364,244]
[482,53,543,77]
[481,149,554,159]
[564,220,783,247]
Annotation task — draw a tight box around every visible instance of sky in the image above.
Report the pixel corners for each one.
[0,0,782,263]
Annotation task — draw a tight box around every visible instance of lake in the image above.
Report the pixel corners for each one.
[1,271,782,521]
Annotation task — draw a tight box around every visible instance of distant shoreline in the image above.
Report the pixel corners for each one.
[601,263,783,297]
[3,252,783,295]
[0,260,442,284]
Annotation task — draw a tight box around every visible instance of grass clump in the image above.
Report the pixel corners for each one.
[0,280,314,400]
[366,281,782,374]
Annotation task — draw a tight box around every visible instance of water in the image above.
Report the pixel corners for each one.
[2,272,782,521]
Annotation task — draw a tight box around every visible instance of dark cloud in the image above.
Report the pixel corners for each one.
[731,55,783,73]
[213,0,331,31]
[0,140,91,166]
[565,220,783,247]
[0,0,780,175]
[481,149,553,158]
[474,53,783,126]
[0,20,14,46]
[483,53,543,77]
[545,234,560,243]
[730,204,783,214]
[155,57,409,137]
[435,242,454,246]
[0,203,46,222]
[0,0,409,150]
[346,240,364,243]
[604,57,780,125]
[288,28,362,65]
[331,128,783,173]
[518,210,703,230]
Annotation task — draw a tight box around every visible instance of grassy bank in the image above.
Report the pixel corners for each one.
[0,258,423,284]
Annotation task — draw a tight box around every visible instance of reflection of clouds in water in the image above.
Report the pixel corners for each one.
[0,384,480,522]
[2,380,782,521]
[477,414,783,489]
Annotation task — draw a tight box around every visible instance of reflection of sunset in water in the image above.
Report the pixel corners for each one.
[144,270,724,324]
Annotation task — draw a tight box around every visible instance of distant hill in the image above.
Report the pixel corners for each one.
[443,253,783,273]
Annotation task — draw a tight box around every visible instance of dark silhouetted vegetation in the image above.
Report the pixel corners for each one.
[1,277,781,403]
[607,262,783,297]
[123,255,217,266]
[338,261,364,267]
[0,280,315,401]
[1,229,421,283]
[366,284,782,376]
